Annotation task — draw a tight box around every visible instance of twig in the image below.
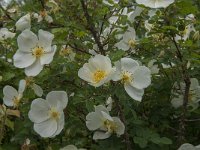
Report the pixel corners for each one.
[172,37,191,144]
[185,118,200,122]
[69,44,92,55]
[79,0,105,55]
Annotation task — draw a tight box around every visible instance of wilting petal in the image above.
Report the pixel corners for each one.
[32,83,43,97]
[18,79,26,94]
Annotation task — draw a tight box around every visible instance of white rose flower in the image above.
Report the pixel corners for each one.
[78,54,116,87]
[21,78,43,97]
[115,27,137,51]
[86,105,125,140]
[28,91,68,138]
[31,83,43,97]
[0,28,16,41]
[15,13,31,31]
[145,20,154,33]
[33,10,53,23]
[13,29,56,76]
[136,0,174,8]
[128,6,144,23]
[161,62,175,69]
[178,143,200,150]
[185,14,196,22]
[3,80,26,108]
[171,78,200,110]
[103,0,119,6]
[175,24,196,42]
[60,145,86,150]
[148,59,159,74]
[112,58,151,101]
[60,45,76,61]
[46,0,59,13]
[108,7,131,25]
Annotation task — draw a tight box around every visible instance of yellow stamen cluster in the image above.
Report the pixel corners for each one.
[104,120,117,133]
[93,70,107,83]
[49,107,60,120]
[40,10,47,17]
[122,71,132,84]
[128,39,136,48]
[32,47,44,58]
[152,33,168,44]
[60,47,72,56]
[13,96,20,108]
[188,91,195,102]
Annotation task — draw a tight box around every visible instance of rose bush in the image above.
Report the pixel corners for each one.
[0,0,200,149]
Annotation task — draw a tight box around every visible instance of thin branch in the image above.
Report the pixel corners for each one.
[79,0,105,55]
[69,44,92,55]
[185,118,200,122]
[172,37,191,144]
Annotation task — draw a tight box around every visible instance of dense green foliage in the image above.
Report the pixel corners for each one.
[0,0,200,149]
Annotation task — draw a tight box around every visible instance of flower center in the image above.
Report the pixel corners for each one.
[122,71,132,84]
[13,96,21,108]
[40,10,47,17]
[128,39,136,48]
[49,107,60,120]
[60,47,72,56]
[104,120,117,133]
[188,91,195,102]
[32,47,44,58]
[93,70,107,83]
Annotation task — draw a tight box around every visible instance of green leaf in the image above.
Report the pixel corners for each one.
[5,118,14,130]
[159,137,173,145]
[133,137,148,148]
[3,72,15,81]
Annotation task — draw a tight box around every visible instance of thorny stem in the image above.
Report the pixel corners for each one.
[80,0,105,55]
[172,37,191,144]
